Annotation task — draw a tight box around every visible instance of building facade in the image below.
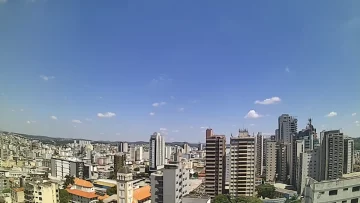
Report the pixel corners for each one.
[265,140,277,182]
[150,164,189,203]
[344,138,355,174]
[149,132,165,171]
[255,132,264,177]
[117,169,133,203]
[51,158,84,179]
[118,142,129,153]
[24,180,59,203]
[205,128,226,197]
[229,129,256,197]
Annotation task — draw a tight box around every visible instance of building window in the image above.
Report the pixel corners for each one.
[351,198,359,203]
[344,188,349,191]
[353,186,360,192]
[329,190,338,195]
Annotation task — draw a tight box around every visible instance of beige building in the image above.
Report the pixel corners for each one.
[229,129,255,197]
[24,180,59,203]
[117,169,133,203]
[205,128,226,197]
[265,140,277,182]
[11,187,25,203]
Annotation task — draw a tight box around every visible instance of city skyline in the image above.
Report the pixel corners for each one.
[1,0,359,141]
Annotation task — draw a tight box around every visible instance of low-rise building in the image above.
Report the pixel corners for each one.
[304,172,360,203]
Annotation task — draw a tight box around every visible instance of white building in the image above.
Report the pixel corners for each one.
[304,173,360,203]
[255,132,264,177]
[299,149,320,195]
[150,163,189,203]
[117,169,133,203]
[135,146,143,161]
[149,132,165,171]
[50,157,84,180]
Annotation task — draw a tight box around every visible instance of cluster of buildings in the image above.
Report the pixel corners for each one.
[1,113,360,203]
[203,114,360,203]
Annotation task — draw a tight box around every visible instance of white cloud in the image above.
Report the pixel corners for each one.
[245,110,263,119]
[355,121,359,124]
[72,119,82,124]
[285,67,290,72]
[97,112,116,118]
[352,113,357,116]
[20,109,24,112]
[172,130,179,133]
[85,118,92,121]
[189,126,194,129]
[325,112,337,117]
[149,112,155,116]
[26,120,36,124]
[99,133,104,135]
[50,116,58,120]
[115,133,121,136]
[178,107,185,112]
[40,75,55,81]
[160,128,167,131]
[255,97,281,105]
[0,0,7,3]
[11,109,15,112]
[250,124,255,126]
[73,125,77,128]
[152,102,166,107]
[200,126,208,129]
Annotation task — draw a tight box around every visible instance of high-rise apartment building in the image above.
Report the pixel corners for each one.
[229,129,256,197]
[264,140,277,182]
[50,157,84,179]
[129,145,136,161]
[278,114,298,143]
[319,130,344,181]
[135,146,143,161]
[149,132,165,171]
[205,128,226,197]
[117,168,133,203]
[118,142,129,153]
[114,153,126,175]
[344,137,354,174]
[276,142,288,183]
[150,163,189,203]
[255,132,264,177]
[24,180,59,203]
[298,148,320,195]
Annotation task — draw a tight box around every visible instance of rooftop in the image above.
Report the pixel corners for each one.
[133,185,151,201]
[66,189,98,199]
[74,178,93,188]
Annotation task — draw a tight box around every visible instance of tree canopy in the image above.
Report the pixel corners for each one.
[59,189,72,203]
[255,184,276,199]
[106,186,117,196]
[63,175,75,189]
[212,194,262,203]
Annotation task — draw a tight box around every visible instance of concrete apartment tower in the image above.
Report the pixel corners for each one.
[277,114,297,183]
[319,130,344,181]
[118,142,128,153]
[117,168,133,203]
[149,132,165,171]
[205,128,226,197]
[24,180,59,203]
[264,139,277,183]
[344,137,354,174]
[255,132,264,177]
[114,153,126,175]
[150,163,189,203]
[229,129,256,197]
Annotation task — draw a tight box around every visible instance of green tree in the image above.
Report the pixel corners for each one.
[63,175,75,189]
[255,184,276,199]
[285,195,301,203]
[106,186,117,196]
[212,194,261,203]
[2,188,11,193]
[59,189,71,203]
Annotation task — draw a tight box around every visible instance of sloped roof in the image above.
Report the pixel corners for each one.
[74,178,93,188]
[66,189,98,199]
[133,185,151,201]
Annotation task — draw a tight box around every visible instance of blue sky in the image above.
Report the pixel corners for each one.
[0,0,359,142]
